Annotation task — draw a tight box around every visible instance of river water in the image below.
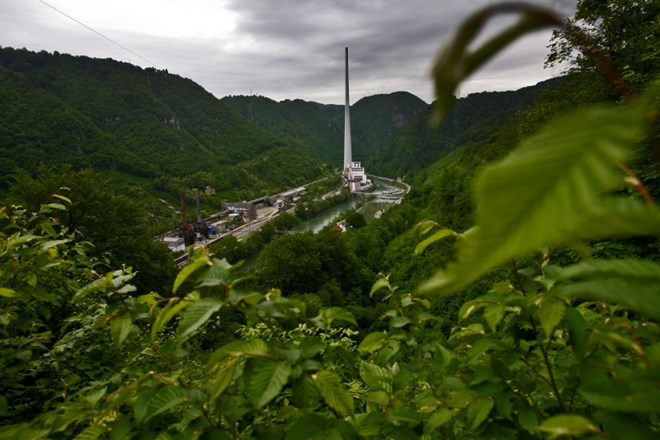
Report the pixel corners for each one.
[239,178,403,269]
[291,197,359,233]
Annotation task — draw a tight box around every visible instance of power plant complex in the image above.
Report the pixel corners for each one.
[342,47,372,193]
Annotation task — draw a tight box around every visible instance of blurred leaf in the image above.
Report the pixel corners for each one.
[420,102,654,296]
[594,410,659,440]
[538,414,598,437]
[539,299,566,337]
[0,288,17,298]
[563,307,589,360]
[432,4,561,120]
[555,281,660,321]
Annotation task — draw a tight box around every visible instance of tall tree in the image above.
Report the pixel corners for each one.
[546,0,659,91]
[9,166,176,293]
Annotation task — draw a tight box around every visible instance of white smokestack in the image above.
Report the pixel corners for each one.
[343,46,352,171]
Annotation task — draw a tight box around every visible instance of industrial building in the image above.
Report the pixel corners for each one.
[342,47,372,193]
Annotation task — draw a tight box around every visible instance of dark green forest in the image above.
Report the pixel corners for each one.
[221,91,428,167]
[0,47,333,228]
[1,0,659,438]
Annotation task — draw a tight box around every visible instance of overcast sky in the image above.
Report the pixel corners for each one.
[1,0,576,104]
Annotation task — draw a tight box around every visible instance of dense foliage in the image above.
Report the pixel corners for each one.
[0,2,658,439]
[367,79,562,179]
[0,47,331,229]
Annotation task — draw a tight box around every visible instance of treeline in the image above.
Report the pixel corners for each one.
[0,47,330,231]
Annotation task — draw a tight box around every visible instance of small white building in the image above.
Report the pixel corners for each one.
[163,236,185,253]
[347,161,372,192]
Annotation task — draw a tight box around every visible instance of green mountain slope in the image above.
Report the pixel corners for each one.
[222,91,428,169]
[221,95,343,165]
[344,91,428,162]
[368,78,563,178]
[0,47,328,204]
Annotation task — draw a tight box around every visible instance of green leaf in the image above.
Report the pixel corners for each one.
[176,297,223,343]
[39,239,69,251]
[415,228,455,255]
[431,4,562,120]
[538,415,598,437]
[370,277,390,298]
[483,304,505,333]
[580,380,660,413]
[140,386,187,424]
[425,408,457,434]
[419,102,652,296]
[553,259,660,320]
[389,316,411,329]
[366,391,390,406]
[244,358,291,408]
[556,258,660,282]
[298,336,326,359]
[292,375,321,408]
[594,410,659,440]
[554,281,660,321]
[563,308,589,360]
[314,307,357,328]
[209,360,237,402]
[172,251,211,293]
[134,385,186,424]
[0,288,17,298]
[356,411,385,437]
[539,299,566,337]
[151,296,193,340]
[74,424,106,440]
[214,338,269,360]
[197,258,232,287]
[285,413,335,440]
[467,396,493,430]
[314,370,354,417]
[111,314,132,347]
[360,361,394,393]
[358,332,388,353]
[518,407,539,431]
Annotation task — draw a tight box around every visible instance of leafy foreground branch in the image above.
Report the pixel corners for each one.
[2,3,660,439]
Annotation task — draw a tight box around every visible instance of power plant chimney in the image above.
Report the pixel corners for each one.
[343,46,352,172]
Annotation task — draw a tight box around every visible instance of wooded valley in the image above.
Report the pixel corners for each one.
[1,1,659,438]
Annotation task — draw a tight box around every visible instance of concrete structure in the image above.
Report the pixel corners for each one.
[343,47,352,172]
[163,236,185,253]
[343,47,372,193]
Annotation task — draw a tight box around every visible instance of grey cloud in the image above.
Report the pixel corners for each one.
[1,0,576,104]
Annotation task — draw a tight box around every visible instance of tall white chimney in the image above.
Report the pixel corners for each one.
[343,47,352,171]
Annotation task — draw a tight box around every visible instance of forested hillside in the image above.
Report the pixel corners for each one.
[0,47,330,217]
[367,77,562,178]
[1,1,659,438]
[221,95,344,165]
[222,91,427,168]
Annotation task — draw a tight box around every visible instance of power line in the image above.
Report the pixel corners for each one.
[37,0,159,68]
